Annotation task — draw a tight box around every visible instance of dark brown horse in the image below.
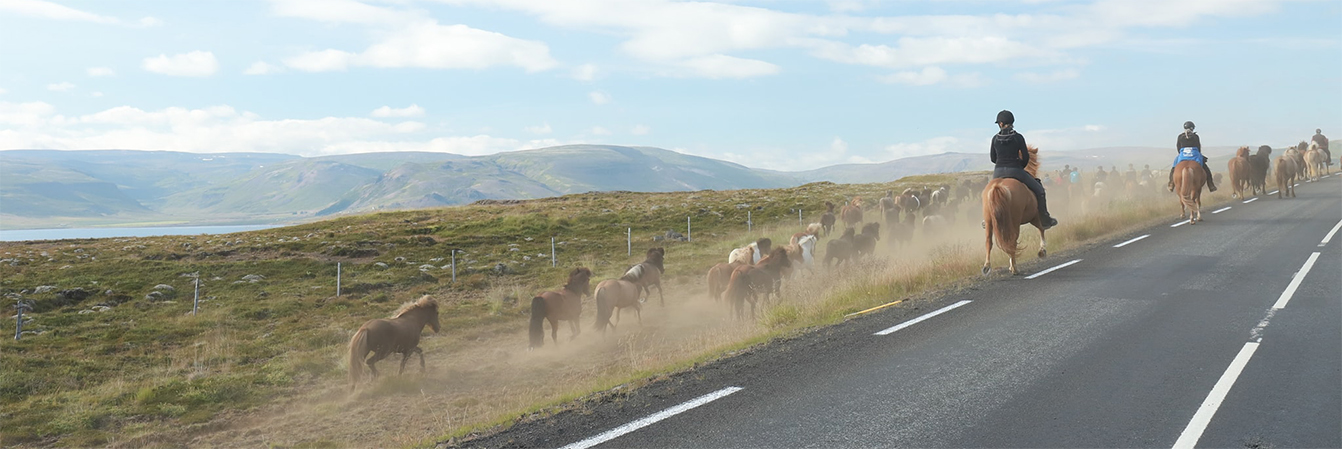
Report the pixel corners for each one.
[824,227,857,267]
[820,201,837,236]
[853,222,880,257]
[724,247,792,320]
[593,278,644,334]
[982,145,1047,275]
[622,247,665,305]
[1173,159,1206,224]
[348,295,441,390]
[1248,145,1272,195]
[528,267,593,349]
[1227,146,1251,199]
[879,191,898,225]
[840,197,863,229]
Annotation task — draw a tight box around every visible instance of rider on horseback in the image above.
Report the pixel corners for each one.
[1168,121,1217,192]
[991,110,1058,229]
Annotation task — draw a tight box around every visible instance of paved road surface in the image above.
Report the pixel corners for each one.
[462,175,1341,449]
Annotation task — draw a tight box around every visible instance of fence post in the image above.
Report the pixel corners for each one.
[551,238,556,267]
[627,228,631,256]
[336,262,342,297]
[451,249,456,283]
[687,217,691,242]
[192,274,200,316]
[14,300,26,340]
[799,209,803,226]
[748,210,752,232]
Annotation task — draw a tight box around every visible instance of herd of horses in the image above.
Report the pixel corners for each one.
[346,142,1333,388]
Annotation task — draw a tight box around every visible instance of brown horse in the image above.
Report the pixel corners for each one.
[707,246,751,302]
[528,267,593,349]
[622,247,665,305]
[1275,155,1298,198]
[1227,146,1251,199]
[820,201,837,236]
[840,197,863,229]
[879,191,898,225]
[1173,159,1206,224]
[348,295,441,390]
[895,189,921,222]
[724,247,792,320]
[981,145,1047,275]
[1247,146,1273,195]
[593,278,644,334]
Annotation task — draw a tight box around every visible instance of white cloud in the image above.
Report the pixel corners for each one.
[0,88,7,95]
[525,122,552,134]
[86,67,115,77]
[877,66,986,87]
[885,136,960,159]
[571,63,600,81]
[46,82,76,91]
[0,0,118,23]
[0,101,57,127]
[138,16,162,27]
[1015,68,1079,83]
[675,54,780,79]
[630,124,650,135]
[283,20,557,73]
[590,126,611,136]
[811,36,1052,69]
[370,104,426,118]
[142,51,220,77]
[270,0,414,25]
[91,91,104,98]
[243,61,284,75]
[1084,124,1104,132]
[588,91,611,105]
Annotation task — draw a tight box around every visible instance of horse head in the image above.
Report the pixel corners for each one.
[1236,146,1250,158]
[568,267,593,296]
[825,201,835,212]
[763,247,792,270]
[398,296,440,332]
[755,238,772,255]
[861,222,881,240]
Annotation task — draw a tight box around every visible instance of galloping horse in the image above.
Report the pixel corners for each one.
[981,145,1047,275]
[708,246,751,302]
[879,191,898,225]
[840,197,864,229]
[1173,159,1206,224]
[528,267,593,349]
[1247,146,1272,195]
[622,247,665,305]
[724,247,792,320]
[348,295,441,390]
[593,278,644,334]
[895,189,921,222]
[1227,146,1251,199]
[820,202,837,236]
[730,238,771,265]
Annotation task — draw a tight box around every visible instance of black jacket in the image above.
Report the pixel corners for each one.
[991,127,1029,169]
[1177,132,1201,151]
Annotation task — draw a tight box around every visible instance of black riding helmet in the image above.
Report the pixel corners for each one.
[996,110,1014,125]
[1183,121,1195,130]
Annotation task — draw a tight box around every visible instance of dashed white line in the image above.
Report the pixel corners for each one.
[1268,190,1279,195]
[1272,252,1321,310]
[560,387,743,449]
[1025,259,1083,280]
[1172,342,1261,449]
[1321,220,1342,247]
[1171,220,1191,228]
[1113,234,1150,248]
[1212,207,1232,214]
[1242,197,1259,204]
[874,300,972,336]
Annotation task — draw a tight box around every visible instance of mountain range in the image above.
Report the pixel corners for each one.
[1,142,1329,229]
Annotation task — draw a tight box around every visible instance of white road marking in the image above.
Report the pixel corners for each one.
[1321,220,1342,247]
[874,300,972,336]
[1025,259,1083,280]
[1272,252,1321,310]
[1268,190,1278,195]
[1171,220,1190,228]
[1113,234,1150,248]
[560,387,743,449]
[1212,207,1232,214]
[1172,342,1261,449]
[1242,197,1258,204]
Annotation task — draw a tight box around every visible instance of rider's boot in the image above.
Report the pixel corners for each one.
[1202,163,1218,192]
[1036,191,1058,230]
[1167,168,1175,192]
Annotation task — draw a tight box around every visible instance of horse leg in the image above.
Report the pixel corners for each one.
[1037,228,1047,259]
[982,219,994,275]
[1008,253,1018,276]
[366,351,389,379]
[415,347,426,373]
[656,282,665,307]
[399,351,410,375]
[549,317,559,346]
[569,319,581,341]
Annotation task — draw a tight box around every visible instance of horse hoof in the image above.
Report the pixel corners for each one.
[981,266,991,275]
[1038,249,1047,258]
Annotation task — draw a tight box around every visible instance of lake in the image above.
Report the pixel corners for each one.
[0,225,282,242]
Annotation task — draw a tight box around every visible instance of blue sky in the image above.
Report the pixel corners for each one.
[0,0,1338,171]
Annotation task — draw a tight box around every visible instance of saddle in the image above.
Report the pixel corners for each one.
[1173,147,1204,166]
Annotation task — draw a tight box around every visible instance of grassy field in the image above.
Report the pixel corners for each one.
[0,166,1236,447]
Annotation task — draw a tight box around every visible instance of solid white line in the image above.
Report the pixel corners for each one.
[1171,342,1261,449]
[1113,234,1150,248]
[1025,259,1083,280]
[874,300,972,336]
[560,387,743,449]
[1268,190,1279,195]
[1321,220,1342,247]
[1272,252,1322,310]
[1212,207,1232,214]
[1171,220,1190,228]
[1243,197,1259,204]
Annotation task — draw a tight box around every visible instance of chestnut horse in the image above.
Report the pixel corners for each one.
[725,247,792,320]
[840,197,864,229]
[348,295,441,390]
[528,267,593,349]
[981,145,1047,275]
[593,278,644,334]
[1173,159,1206,224]
[622,247,665,305]
[1227,146,1251,199]
[1274,155,1298,198]
[707,246,752,302]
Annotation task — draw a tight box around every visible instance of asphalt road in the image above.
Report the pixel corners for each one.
[457,174,1341,449]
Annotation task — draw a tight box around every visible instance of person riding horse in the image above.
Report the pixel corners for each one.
[1168,121,1217,193]
[990,110,1057,229]
[1313,128,1331,166]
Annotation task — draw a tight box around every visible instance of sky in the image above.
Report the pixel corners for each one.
[0,0,1338,171]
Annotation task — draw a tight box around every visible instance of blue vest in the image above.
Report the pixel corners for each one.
[1173,147,1204,167]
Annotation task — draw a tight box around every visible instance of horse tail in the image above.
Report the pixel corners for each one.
[528,296,546,349]
[987,184,1018,257]
[724,270,745,305]
[593,284,613,332]
[348,327,369,389]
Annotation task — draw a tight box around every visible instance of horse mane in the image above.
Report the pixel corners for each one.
[1236,146,1250,158]
[840,227,856,240]
[851,196,862,207]
[644,247,665,273]
[393,295,438,318]
[759,247,791,267]
[565,267,591,294]
[805,223,822,235]
[1025,145,1040,177]
[825,201,834,212]
[861,222,880,236]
